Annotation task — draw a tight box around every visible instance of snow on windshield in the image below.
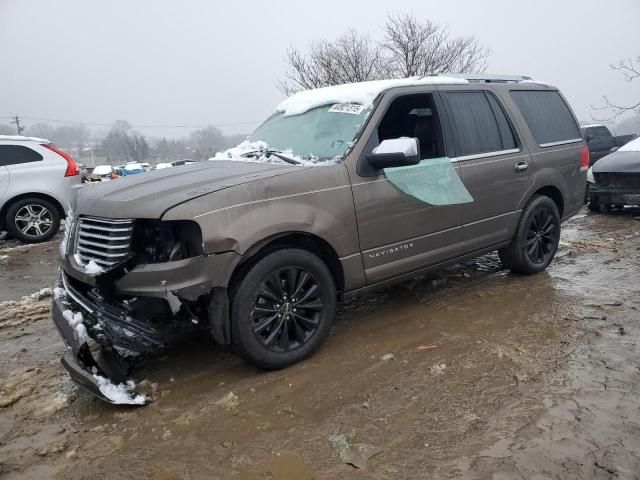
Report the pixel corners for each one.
[618,136,640,152]
[211,140,324,166]
[275,76,468,117]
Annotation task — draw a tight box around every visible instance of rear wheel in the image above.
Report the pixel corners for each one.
[499,195,561,274]
[230,248,336,369]
[5,198,60,243]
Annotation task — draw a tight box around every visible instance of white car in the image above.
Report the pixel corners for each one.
[0,135,83,243]
[89,165,116,182]
[154,162,173,170]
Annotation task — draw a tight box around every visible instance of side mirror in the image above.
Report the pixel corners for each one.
[366,138,420,170]
[585,134,594,142]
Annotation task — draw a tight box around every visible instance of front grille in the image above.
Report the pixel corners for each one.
[594,172,640,188]
[74,216,134,268]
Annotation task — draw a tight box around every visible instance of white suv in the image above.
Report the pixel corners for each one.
[0,135,83,243]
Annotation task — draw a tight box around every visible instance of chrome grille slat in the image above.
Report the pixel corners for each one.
[74,216,134,269]
[78,231,131,242]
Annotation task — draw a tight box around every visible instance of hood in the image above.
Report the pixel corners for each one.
[74,160,308,219]
[592,151,640,174]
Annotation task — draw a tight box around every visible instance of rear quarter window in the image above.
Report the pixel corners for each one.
[0,145,44,166]
[510,90,581,146]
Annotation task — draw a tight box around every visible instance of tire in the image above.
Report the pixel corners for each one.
[230,248,336,370]
[498,195,561,275]
[5,197,61,244]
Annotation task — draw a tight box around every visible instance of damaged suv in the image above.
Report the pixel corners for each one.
[52,75,587,404]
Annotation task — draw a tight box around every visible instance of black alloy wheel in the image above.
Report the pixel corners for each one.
[525,207,558,264]
[251,267,323,352]
[230,248,336,369]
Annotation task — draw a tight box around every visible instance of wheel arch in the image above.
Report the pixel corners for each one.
[228,231,345,296]
[0,192,65,230]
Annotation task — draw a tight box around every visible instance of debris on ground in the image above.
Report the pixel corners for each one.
[430,363,447,375]
[216,391,240,411]
[328,434,383,469]
[380,353,395,361]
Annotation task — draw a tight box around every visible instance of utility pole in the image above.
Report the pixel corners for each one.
[10,115,24,135]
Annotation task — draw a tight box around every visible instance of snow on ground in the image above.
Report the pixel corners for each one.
[275,76,468,117]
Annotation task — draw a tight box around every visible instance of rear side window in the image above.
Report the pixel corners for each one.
[510,91,581,146]
[444,91,516,157]
[0,145,44,166]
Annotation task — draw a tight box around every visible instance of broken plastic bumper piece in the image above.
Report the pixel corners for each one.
[51,270,151,405]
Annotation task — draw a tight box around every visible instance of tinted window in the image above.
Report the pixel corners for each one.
[445,91,514,156]
[510,91,581,145]
[486,93,517,150]
[0,145,44,166]
[587,126,610,138]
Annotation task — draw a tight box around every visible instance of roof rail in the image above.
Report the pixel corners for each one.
[428,73,533,83]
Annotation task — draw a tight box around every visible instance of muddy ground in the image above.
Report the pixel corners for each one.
[1,209,639,480]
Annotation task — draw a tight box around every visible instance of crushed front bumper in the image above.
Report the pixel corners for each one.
[590,186,640,206]
[52,271,152,405]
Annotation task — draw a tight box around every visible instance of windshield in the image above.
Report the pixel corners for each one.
[246,103,370,161]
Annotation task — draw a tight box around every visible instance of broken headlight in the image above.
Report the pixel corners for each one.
[130,220,204,264]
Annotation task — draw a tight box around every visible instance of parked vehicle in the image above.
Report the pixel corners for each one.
[88,165,117,182]
[580,124,638,165]
[122,163,147,175]
[0,135,82,243]
[154,162,173,170]
[588,136,640,212]
[52,75,587,403]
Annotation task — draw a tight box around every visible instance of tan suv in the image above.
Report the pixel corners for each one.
[52,75,588,403]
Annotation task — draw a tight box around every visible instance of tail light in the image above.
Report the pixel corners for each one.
[580,146,590,171]
[42,144,79,177]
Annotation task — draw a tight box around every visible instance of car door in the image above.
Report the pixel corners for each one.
[345,87,465,284]
[0,164,9,204]
[439,87,532,252]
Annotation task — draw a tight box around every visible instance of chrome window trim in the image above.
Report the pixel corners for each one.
[450,148,521,163]
[538,138,583,148]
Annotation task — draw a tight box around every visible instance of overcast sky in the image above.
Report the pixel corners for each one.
[1,0,639,138]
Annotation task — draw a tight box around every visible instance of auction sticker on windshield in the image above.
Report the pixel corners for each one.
[328,103,365,114]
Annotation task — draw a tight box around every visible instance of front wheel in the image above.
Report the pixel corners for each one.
[499,195,561,274]
[230,248,336,370]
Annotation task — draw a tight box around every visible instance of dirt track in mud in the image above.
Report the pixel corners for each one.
[1,209,639,480]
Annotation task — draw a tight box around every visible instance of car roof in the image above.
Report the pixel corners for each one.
[0,134,52,144]
[275,74,549,117]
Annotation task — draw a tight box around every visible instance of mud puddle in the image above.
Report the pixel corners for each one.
[1,209,640,479]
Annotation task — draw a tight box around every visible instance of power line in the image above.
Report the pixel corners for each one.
[1,114,261,129]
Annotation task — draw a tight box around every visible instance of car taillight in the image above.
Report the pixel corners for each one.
[580,146,590,171]
[42,144,79,177]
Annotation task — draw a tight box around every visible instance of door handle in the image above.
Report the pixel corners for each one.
[514,161,529,172]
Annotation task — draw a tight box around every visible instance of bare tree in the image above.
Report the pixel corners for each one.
[278,14,490,95]
[278,30,388,95]
[593,56,640,122]
[101,120,149,163]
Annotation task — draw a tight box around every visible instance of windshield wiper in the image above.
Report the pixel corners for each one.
[242,149,303,165]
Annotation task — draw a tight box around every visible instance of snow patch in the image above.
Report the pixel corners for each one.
[212,140,332,166]
[62,309,89,344]
[0,134,51,143]
[520,79,554,87]
[73,253,105,276]
[53,287,67,300]
[618,136,640,152]
[275,77,468,117]
[92,375,148,405]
